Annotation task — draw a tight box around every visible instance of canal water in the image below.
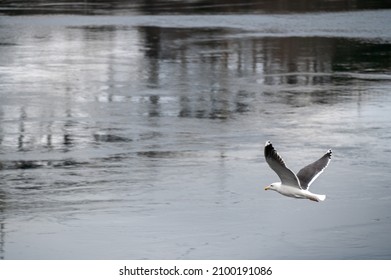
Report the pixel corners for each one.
[0,1,391,259]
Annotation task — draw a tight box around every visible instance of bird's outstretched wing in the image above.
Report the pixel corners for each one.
[264,141,301,188]
[297,149,332,190]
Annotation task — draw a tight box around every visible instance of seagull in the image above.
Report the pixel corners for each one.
[264,141,332,202]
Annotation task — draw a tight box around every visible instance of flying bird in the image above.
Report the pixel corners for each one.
[264,141,332,202]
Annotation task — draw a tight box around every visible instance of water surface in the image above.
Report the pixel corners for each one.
[1,1,391,259]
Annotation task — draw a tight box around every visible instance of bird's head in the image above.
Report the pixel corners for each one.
[264,182,281,191]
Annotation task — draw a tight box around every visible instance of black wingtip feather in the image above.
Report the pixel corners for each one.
[264,141,274,157]
[265,140,272,146]
[264,140,287,167]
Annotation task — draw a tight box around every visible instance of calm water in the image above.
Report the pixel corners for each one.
[1,1,391,259]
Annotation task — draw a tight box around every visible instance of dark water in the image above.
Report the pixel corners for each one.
[1,1,391,259]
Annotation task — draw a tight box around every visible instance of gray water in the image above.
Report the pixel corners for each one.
[1,1,391,259]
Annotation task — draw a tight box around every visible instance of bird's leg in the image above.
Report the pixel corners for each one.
[308,197,319,202]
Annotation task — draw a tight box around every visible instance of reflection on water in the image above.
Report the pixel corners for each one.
[0,2,391,259]
[0,35,382,152]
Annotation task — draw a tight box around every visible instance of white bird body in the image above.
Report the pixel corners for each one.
[265,182,326,202]
[264,141,331,202]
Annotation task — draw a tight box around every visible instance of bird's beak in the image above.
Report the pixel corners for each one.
[264,186,270,191]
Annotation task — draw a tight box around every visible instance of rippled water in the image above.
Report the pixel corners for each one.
[1,2,391,259]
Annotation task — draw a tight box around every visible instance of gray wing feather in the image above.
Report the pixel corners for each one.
[264,141,301,189]
[297,149,332,190]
